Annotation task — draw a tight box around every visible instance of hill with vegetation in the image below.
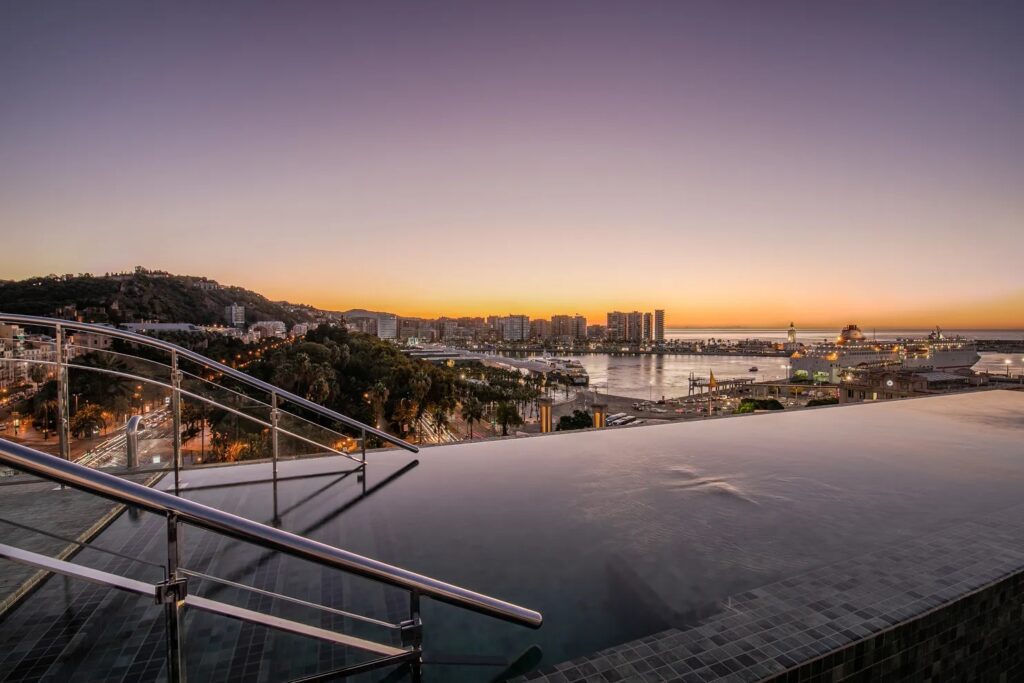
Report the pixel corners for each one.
[0,268,317,326]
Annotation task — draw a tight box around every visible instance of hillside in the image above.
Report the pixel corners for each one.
[0,269,317,326]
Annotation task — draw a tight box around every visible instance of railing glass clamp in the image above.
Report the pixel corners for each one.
[155,577,188,604]
[399,618,423,648]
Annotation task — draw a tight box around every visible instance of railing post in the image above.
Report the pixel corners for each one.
[160,512,187,682]
[401,589,423,681]
[271,392,280,525]
[171,351,182,494]
[126,415,144,469]
[361,428,367,466]
[54,324,70,480]
[270,392,280,475]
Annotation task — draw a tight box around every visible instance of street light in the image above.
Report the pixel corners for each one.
[1006,359,1013,377]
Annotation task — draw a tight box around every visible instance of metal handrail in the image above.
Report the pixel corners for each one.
[181,567,401,629]
[0,313,417,453]
[0,514,164,570]
[0,438,543,628]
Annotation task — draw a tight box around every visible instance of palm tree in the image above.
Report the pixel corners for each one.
[271,352,336,403]
[495,401,523,437]
[29,365,48,387]
[33,398,59,439]
[460,398,484,440]
[70,352,133,412]
[431,404,449,439]
[70,404,107,438]
[393,397,420,440]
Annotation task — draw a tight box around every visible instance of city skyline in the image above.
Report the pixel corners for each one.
[3,265,1023,330]
[2,1,1023,328]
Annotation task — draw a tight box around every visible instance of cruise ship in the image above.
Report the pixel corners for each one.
[537,357,590,385]
[790,324,979,383]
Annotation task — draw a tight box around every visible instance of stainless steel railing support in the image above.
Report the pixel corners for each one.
[161,512,187,682]
[271,392,280,524]
[0,439,543,628]
[271,392,280,475]
[55,324,70,470]
[126,415,145,469]
[171,351,182,495]
[399,589,424,680]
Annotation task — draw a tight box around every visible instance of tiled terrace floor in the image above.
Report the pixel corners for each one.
[0,471,158,614]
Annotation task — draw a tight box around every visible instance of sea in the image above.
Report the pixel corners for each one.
[554,328,1024,401]
[665,328,1024,343]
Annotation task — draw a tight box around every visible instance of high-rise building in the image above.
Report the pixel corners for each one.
[654,310,665,342]
[441,320,460,340]
[642,312,653,341]
[400,318,425,340]
[606,311,647,342]
[377,314,398,340]
[347,316,377,335]
[530,319,551,339]
[572,315,587,340]
[502,315,530,342]
[550,315,572,339]
[486,315,503,340]
[250,321,287,338]
[625,311,644,342]
[225,303,245,327]
[606,312,626,341]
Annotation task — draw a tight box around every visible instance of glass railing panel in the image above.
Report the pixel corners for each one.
[2,316,415,480]
[274,409,363,461]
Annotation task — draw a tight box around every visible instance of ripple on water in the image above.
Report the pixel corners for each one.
[664,466,759,504]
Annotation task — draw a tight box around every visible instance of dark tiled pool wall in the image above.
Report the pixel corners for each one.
[766,569,1024,683]
[516,506,1024,682]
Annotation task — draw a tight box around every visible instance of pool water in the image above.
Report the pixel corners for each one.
[3,391,1024,681]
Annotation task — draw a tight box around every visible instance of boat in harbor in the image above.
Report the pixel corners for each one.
[749,366,759,372]
[789,324,979,383]
[540,357,590,385]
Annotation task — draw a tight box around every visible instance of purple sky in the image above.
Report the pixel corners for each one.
[2,1,1022,325]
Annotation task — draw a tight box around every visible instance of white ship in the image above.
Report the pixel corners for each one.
[539,357,590,385]
[789,325,979,383]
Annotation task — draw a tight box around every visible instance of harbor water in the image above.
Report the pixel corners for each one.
[563,352,1020,401]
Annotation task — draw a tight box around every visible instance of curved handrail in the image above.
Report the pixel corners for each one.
[0,438,542,628]
[0,313,417,453]
[13,358,364,463]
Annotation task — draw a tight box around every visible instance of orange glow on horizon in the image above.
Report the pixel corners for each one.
[244,276,1024,330]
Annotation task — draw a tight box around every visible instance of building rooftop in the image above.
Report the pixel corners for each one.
[2,390,1024,680]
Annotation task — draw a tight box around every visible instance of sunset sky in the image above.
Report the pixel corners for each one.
[1,1,1022,327]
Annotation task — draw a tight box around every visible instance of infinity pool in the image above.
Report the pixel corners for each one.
[2,391,1024,681]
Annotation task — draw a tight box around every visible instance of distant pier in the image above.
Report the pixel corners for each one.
[686,374,756,396]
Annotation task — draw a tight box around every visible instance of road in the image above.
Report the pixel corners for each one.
[76,407,173,469]
[416,415,460,444]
